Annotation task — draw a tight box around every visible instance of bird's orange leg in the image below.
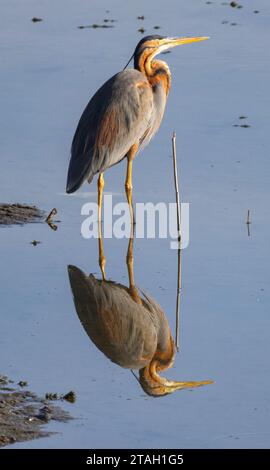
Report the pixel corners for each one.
[125,144,138,224]
[98,217,106,281]
[98,172,104,223]
[97,174,106,280]
[126,228,141,305]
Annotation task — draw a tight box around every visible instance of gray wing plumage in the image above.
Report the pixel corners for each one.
[67,265,158,369]
[66,69,154,193]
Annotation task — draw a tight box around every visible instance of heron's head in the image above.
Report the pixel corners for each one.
[129,35,209,71]
[139,361,213,398]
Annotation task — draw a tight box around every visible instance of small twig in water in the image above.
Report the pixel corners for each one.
[46,208,58,231]
[246,209,251,237]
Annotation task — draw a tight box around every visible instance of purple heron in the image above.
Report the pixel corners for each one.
[67,236,212,397]
[66,35,208,220]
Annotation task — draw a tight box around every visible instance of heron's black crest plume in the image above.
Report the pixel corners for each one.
[124,35,165,71]
[134,35,165,54]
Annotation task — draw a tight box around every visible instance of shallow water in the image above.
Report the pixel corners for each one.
[1,0,270,449]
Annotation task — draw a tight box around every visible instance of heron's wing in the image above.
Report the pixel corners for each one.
[66,69,153,193]
[67,266,157,369]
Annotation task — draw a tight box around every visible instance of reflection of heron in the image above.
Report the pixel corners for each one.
[66,35,208,220]
[67,235,212,397]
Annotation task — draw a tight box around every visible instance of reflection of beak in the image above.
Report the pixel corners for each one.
[140,377,214,398]
[160,378,214,394]
[139,363,213,397]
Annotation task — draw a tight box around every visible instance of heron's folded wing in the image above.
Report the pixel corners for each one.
[66,70,153,193]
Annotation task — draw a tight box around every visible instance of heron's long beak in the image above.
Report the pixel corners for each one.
[168,36,209,47]
[154,36,209,57]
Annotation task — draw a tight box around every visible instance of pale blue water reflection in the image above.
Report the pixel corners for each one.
[0,0,270,448]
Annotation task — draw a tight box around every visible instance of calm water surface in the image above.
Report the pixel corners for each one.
[0,0,270,448]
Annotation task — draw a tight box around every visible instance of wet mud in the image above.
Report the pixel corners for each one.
[0,375,72,447]
[0,204,44,226]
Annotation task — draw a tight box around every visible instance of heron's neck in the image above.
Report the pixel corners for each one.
[135,54,171,96]
[139,333,176,394]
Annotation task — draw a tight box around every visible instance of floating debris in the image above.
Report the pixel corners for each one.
[233,124,251,128]
[161,51,171,55]
[137,15,145,20]
[78,24,114,29]
[62,391,76,403]
[230,22,238,26]
[239,115,247,120]
[30,240,41,246]
[229,1,243,9]
[246,210,251,225]
[45,391,76,403]
[46,207,58,231]
[31,17,43,23]
[103,19,117,23]
[46,207,57,224]
[153,26,161,30]
[222,20,229,24]
[246,210,251,237]
[254,10,259,14]
[138,27,145,33]
[18,381,28,388]
[45,392,58,400]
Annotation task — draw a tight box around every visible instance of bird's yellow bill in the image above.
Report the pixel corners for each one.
[168,36,209,47]
[163,379,214,393]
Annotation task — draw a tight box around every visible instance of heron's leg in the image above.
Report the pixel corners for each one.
[126,227,141,304]
[125,159,134,222]
[97,172,104,222]
[98,215,106,281]
[125,144,138,224]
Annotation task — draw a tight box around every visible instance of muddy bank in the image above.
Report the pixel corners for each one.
[0,203,45,226]
[0,375,72,447]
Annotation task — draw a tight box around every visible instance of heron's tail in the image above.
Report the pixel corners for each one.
[66,154,94,194]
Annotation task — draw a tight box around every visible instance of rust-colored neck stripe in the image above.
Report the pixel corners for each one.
[134,47,171,96]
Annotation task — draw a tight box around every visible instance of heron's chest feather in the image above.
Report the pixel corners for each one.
[149,73,170,97]
[150,81,168,132]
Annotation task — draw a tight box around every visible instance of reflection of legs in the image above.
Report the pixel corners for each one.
[126,227,141,304]
[98,218,106,281]
[98,172,104,222]
[125,144,138,224]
